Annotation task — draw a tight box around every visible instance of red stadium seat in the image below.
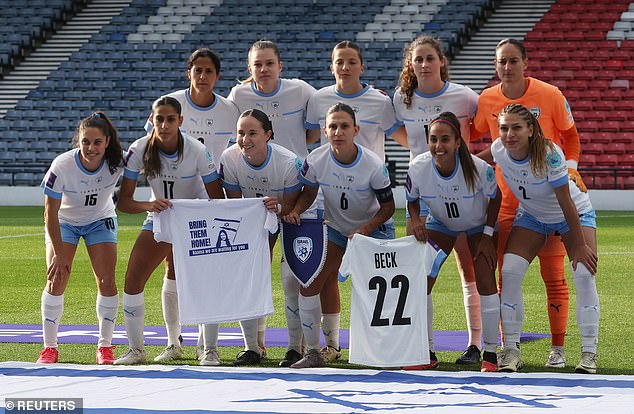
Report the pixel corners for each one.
[596,70,617,81]
[602,89,624,101]
[612,132,634,144]
[583,142,603,154]
[602,121,621,132]
[617,71,634,81]
[597,154,619,166]
[584,90,602,101]
[580,153,597,167]
[593,175,615,189]
[621,40,634,51]
[593,101,614,111]
[567,80,590,90]
[606,111,629,122]
[616,175,634,190]
[570,99,592,111]
[553,70,575,81]
[592,132,612,144]
[620,153,634,166]
[604,143,627,155]
[622,121,634,132]
[575,120,600,132]
[575,70,595,80]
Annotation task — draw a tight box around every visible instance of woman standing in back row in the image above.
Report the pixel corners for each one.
[143,48,240,365]
[393,35,483,367]
[471,38,582,368]
[227,40,317,367]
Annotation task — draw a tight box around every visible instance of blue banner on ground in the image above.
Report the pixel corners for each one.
[281,219,327,288]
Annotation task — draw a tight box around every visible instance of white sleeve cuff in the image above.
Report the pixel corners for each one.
[566,159,578,170]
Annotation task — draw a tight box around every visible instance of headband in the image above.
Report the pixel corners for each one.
[429,118,461,138]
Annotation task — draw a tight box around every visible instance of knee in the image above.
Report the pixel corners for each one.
[501,253,530,278]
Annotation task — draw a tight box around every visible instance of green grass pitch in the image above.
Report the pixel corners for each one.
[0,206,632,374]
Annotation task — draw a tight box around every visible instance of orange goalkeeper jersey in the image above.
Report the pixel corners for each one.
[472,77,580,214]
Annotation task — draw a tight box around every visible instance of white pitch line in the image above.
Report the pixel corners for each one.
[599,251,634,255]
[0,233,44,239]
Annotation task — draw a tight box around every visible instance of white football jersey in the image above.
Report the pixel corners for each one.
[41,149,123,226]
[219,142,302,200]
[340,234,447,367]
[305,84,402,160]
[491,139,593,223]
[300,143,392,236]
[144,89,239,168]
[393,82,478,159]
[153,198,278,324]
[227,79,315,159]
[405,152,498,232]
[123,134,218,203]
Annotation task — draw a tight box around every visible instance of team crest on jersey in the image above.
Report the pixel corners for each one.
[206,119,213,127]
[546,151,563,169]
[271,101,280,109]
[452,185,460,193]
[293,237,312,263]
[352,106,360,113]
[434,105,442,114]
[346,175,355,183]
[96,177,103,184]
[260,176,269,184]
[529,107,541,119]
[520,170,529,178]
[486,167,495,182]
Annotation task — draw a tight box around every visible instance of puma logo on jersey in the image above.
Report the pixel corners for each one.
[44,318,58,324]
[124,309,136,316]
[550,303,562,313]
[103,317,116,324]
[302,322,314,330]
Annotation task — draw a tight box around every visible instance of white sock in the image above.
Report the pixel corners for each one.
[321,313,340,349]
[202,323,219,352]
[122,292,145,350]
[500,253,529,350]
[41,291,64,349]
[257,316,267,349]
[572,263,600,353]
[197,325,203,348]
[161,277,181,347]
[281,260,303,352]
[299,294,321,350]
[427,293,434,351]
[480,293,501,354]
[462,281,482,348]
[239,318,260,353]
[96,293,119,348]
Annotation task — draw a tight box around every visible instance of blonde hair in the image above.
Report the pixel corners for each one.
[397,36,449,109]
[241,40,281,85]
[499,104,555,178]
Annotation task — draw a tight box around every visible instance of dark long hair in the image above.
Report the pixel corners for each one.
[143,96,184,179]
[397,36,449,109]
[430,112,478,192]
[74,111,122,174]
